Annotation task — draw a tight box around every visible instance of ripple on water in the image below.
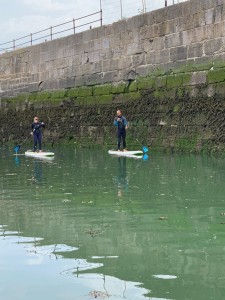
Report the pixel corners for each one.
[152,274,178,280]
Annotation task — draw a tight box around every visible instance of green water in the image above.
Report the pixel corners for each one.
[1,146,225,300]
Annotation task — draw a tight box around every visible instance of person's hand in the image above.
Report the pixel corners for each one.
[125,126,128,130]
[117,118,121,122]
[41,122,44,125]
[30,132,33,135]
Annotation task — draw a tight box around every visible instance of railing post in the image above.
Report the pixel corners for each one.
[50,26,53,40]
[100,9,103,26]
[165,0,167,6]
[13,39,15,51]
[30,33,33,46]
[73,18,76,34]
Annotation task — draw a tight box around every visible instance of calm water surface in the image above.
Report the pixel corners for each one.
[1,146,225,300]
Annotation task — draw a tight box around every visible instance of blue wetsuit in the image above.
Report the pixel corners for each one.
[114,116,128,150]
[31,122,45,151]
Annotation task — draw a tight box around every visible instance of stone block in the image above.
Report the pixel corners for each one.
[143,37,164,52]
[27,83,39,93]
[154,7,167,24]
[208,69,225,83]
[102,37,110,49]
[75,76,86,87]
[88,51,100,63]
[138,77,156,90]
[201,0,215,10]
[112,83,126,94]
[123,91,141,101]
[204,38,223,55]
[102,60,114,72]
[128,81,138,92]
[112,19,127,34]
[188,42,203,58]
[205,8,214,25]
[155,76,167,87]
[195,56,213,70]
[126,43,142,55]
[214,53,225,68]
[146,49,170,64]
[146,11,156,26]
[102,71,116,84]
[190,71,207,85]
[93,84,112,96]
[136,65,149,77]
[50,89,67,99]
[67,87,79,97]
[126,14,147,30]
[165,32,183,49]
[58,77,75,89]
[85,73,102,86]
[167,74,183,88]
[82,28,98,43]
[158,21,170,37]
[164,5,184,20]
[97,94,114,104]
[132,54,145,67]
[182,29,194,45]
[170,46,187,62]
[182,73,192,86]
[140,24,159,40]
[78,86,93,97]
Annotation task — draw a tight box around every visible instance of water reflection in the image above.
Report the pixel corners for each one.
[1,148,225,299]
[114,157,129,197]
[0,227,152,300]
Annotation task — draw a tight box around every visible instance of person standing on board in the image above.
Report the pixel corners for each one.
[114,110,128,151]
[31,116,45,152]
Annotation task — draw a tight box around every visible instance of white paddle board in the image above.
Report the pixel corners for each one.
[25,150,55,158]
[108,150,143,158]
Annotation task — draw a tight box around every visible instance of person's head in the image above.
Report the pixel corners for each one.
[34,116,39,123]
[117,110,122,117]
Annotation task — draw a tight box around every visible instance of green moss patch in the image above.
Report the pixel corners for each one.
[208,69,225,83]
[166,74,183,88]
[112,83,126,94]
[93,84,112,96]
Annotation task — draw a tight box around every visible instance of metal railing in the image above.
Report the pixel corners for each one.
[0,10,102,54]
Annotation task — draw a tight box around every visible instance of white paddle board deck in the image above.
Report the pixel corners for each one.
[25,151,55,158]
[108,150,143,158]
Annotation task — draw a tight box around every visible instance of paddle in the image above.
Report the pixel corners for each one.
[135,138,149,153]
[132,137,149,160]
[13,134,31,154]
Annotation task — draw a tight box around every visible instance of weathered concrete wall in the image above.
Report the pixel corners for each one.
[1,0,225,152]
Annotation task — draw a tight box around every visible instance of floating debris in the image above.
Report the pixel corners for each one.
[85,228,104,238]
[89,290,110,299]
[158,217,168,221]
[62,199,71,203]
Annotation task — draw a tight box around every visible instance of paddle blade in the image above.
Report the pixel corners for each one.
[142,146,149,153]
[14,145,21,153]
[143,154,149,161]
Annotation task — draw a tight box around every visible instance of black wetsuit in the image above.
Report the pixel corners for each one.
[114,116,128,150]
[31,122,45,151]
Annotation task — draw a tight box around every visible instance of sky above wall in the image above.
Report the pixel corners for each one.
[0,0,187,49]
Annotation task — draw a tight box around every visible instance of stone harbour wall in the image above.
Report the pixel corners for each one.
[1,0,225,152]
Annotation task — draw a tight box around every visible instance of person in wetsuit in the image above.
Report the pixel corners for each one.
[31,116,45,152]
[114,110,128,151]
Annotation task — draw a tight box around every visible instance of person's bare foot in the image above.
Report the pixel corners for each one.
[123,149,128,152]
[117,149,121,152]
[39,150,43,153]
